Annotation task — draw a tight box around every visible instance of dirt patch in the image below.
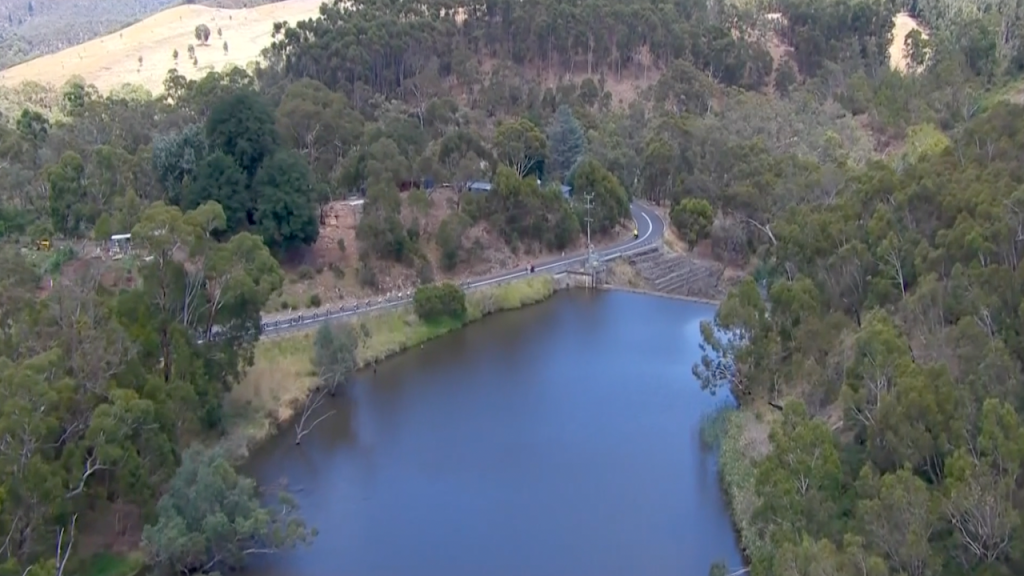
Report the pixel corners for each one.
[889,12,928,73]
[312,199,360,269]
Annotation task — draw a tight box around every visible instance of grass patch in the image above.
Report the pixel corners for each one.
[711,404,772,564]
[222,276,557,458]
[80,552,145,576]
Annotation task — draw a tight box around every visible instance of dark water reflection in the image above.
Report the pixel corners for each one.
[244,290,742,576]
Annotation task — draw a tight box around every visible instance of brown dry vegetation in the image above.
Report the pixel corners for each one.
[0,0,326,94]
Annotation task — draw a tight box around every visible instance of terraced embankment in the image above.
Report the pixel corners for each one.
[617,245,729,301]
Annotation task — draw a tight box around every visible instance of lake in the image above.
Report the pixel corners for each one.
[244,289,742,576]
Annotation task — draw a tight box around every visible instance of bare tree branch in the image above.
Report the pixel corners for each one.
[295,387,334,445]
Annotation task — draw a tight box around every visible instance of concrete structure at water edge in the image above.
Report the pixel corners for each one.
[616,245,730,301]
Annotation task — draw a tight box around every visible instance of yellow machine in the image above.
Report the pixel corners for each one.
[35,238,51,251]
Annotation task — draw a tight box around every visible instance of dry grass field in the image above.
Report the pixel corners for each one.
[0,0,325,94]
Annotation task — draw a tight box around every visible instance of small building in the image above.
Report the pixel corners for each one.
[109,233,131,258]
[464,180,571,199]
[467,181,492,193]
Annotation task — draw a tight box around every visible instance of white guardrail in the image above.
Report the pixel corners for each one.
[226,238,662,339]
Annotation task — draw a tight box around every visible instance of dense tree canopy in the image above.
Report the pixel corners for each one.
[698,100,1024,576]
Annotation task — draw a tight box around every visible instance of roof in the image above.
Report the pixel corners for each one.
[110,233,132,240]
[465,180,572,197]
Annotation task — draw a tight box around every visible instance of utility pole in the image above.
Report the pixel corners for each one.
[583,192,594,255]
[583,192,598,280]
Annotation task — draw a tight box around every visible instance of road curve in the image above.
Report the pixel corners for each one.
[256,202,665,338]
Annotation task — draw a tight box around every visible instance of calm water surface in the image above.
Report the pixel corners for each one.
[245,290,742,576]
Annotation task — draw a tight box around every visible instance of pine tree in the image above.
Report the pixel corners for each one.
[545,105,585,183]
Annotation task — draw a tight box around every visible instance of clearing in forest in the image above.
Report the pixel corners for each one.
[0,0,325,94]
[889,12,928,72]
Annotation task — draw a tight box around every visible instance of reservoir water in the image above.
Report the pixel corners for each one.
[245,290,742,576]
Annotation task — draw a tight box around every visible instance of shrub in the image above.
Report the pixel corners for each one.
[413,282,467,323]
[416,258,435,284]
[308,293,322,308]
[297,265,315,280]
[336,237,346,253]
[357,251,378,288]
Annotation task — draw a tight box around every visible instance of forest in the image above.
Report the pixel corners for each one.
[690,2,1024,576]
[1,0,1023,574]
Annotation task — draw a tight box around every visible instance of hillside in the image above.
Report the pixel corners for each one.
[0,0,324,93]
[0,0,285,69]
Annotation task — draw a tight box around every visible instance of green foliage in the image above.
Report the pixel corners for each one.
[152,123,209,207]
[16,108,49,143]
[670,198,714,248]
[436,213,471,271]
[413,282,468,323]
[206,90,280,180]
[571,158,630,235]
[701,100,1024,576]
[142,446,315,573]
[546,105,585,181]
[46,151,87,236]
[477,166,580,251]
[80,552,144,576]
[252,149,320,251]
[43,244,75,275]
[494,118,547,178]
[194,23,211,45]
[312,321,360,393]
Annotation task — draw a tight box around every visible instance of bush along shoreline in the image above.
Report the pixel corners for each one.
[700,402,771,569]
[221,275,558,458]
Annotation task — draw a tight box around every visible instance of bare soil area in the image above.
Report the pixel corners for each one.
[889,12,929,73]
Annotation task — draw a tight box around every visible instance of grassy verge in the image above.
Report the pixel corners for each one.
[701,402,772,564]
[80,552,145,576]
[220,276,557,458]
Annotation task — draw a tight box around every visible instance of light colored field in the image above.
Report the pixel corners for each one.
[889,11,929,72]
[0,0,326,94]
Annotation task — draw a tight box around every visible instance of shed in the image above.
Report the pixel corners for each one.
[467,181,493,193]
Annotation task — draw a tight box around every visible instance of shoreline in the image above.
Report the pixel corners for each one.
[219,275,560,460]
[597,285,722,305]
[702,403,772,569]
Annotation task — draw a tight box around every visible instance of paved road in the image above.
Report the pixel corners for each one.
[256,202,665,337]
